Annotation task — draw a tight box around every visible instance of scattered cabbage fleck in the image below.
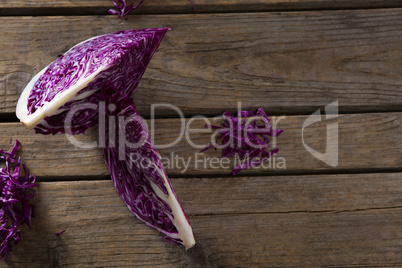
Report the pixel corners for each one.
[202,108,283,175]
[108,0,195,18]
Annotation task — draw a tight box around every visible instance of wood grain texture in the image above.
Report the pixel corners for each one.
[0,113,400,178]
[1,0,401,16]
[1,173,401,267]
[1,9,401,117]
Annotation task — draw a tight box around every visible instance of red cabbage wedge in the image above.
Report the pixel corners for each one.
[16,28,169,135]
[15,29,195,249]
[102,85,195,248]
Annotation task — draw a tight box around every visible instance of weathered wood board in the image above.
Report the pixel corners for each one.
[1,9,401,117]
[1,0,401,15]
[2,173,401,267]
[0,112,400,178]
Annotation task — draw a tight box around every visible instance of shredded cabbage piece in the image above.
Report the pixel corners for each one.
[55,230,65,236]
[0,140,37,259]
[108,0,145,18]
[202,108,283,175]
[109,0,195,18]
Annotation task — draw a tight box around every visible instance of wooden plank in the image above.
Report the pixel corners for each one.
[1,0,401,16]
[174,173,402,215]
[0,10,401,117]
[0,113,400,177]
[2,173,401,266]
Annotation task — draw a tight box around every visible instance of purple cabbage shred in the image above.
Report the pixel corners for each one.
[108,0,145,18]
[55,230,65,236]
[0,140,37,259]
[202,108,283,175]
[109,0,195,18]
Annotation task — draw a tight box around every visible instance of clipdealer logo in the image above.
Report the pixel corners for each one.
[302,101,339,167]
[64,100,339,170]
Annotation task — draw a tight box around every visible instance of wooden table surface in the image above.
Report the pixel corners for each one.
[1,1,401,267]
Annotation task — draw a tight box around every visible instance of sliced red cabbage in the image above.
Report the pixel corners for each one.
[16,29,196,249]
[16,28,169,135]
[202,108,283,175]
[0,140,37,259]
[102,85,195,249]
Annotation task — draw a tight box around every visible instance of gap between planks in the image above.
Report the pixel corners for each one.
[2,109,402,124]
[1,0,402,16]
[29,167,402,182]
[30,172,402,216]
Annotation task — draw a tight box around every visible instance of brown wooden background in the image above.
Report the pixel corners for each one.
[0,1,401,267]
